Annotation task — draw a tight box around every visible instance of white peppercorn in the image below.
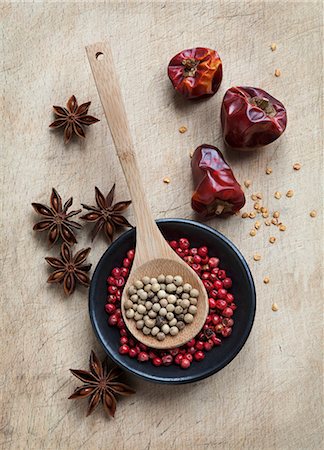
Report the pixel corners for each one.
[188,305,197,315]
[176,286,183,295]
[136,320,144,329]
[142,276,150,285]
[159,307,167,317]
[166,312,174,321]
[124,299,133,310]
[128,286,137,296]
[134,280,144,289]
[126,309,135,319]
[152,303,161,313]
[151,283,160,293]
[183,283,192,293]
[177,313,184,320]
[181,299,190,309]
[160,283,166,290]
[142,326,151,335]
[138,289,148,300]
[145,318,155,328]
[134,312,143,321]
[166,283,176,293]
[184,313,194,323]
[177,321,185,330]
[165,275,173,284]
[130,294,139,302]
[170,326,179,336]
[151,295,159,303]
[173,275,183,286]
[157,332,165,341]
[181,293,189,299]
[148,310,157,318]
[166,304,175,312]
[150,278,158,285]
[157,274,165,283]
[147,291,155,299]
[161,324,170,334]
[174,306,183,315]
[190,288,199,298]
[151,326,159,336]
[144,283,152,292]
[132,304,138,311]
[137,304,146,315]
[169,318,177,327]
[167,294,177,304]
[157,290,167,299]
[145,301,152,310]
[182,309,188,315]
[159,298,168,308]
[189,298,197,305]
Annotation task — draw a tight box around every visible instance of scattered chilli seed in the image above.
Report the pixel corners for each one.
[279,224,286,231]
[163,177,171,184]
[249,212,256,219]
[254,202,261,210]
[254,221,261,230]
[179,126,187,134]
[310,210,317,218]
[269,236,276,244]
[251,194,258,201]
[256,193,262,200]
[250,230,256,237]
[274,191,281,199]
[293,163,301,170]
[274,69,281,77]
[265,167,272,175]
[273,211,280,218]
[262,212,269,218]
[272,303,279,312]
[189,150,194,158]
[286,190,294,198]
[253,254,261,261]
[244,180,252,188]
[265,220,271,226]
[271,218,278,225]
[241,212,249,218]
[263,277,270,284]
[270,43,277,51]
[261,207,268,214]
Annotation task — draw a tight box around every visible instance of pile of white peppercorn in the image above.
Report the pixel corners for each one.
[124,274,199,341]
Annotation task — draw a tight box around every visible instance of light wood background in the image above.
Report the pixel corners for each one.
[1,1,322,449]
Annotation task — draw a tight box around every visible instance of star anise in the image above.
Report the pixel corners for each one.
[49,95,100,144]
[32,188,81,247]
[69,350,135,417]
[80,184,132,242]
[45,242,91,295]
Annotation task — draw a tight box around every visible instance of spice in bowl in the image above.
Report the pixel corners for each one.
[105,239,237,369]
[125,275,199,341]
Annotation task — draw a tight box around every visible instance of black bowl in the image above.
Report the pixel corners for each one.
[89,219,256,384]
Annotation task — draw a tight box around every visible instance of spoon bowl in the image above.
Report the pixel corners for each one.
[86,41,209,349]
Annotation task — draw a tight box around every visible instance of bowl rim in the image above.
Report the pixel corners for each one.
[89,218,256,384]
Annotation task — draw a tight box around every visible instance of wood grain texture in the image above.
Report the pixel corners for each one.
[0,1,323,449]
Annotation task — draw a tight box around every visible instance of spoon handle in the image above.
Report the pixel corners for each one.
[86,42,170,263]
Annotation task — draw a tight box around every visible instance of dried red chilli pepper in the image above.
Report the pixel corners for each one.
[191,144,245,217]
[221,86,287,150]
[168,47,222,99]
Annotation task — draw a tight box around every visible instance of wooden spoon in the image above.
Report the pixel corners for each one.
[86,42,208,349]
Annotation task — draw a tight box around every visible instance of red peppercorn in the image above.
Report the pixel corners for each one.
[139,343,147,351]
[203,280,213,292]
[114,277,125,287]
[179,238,190,250]
[149,351,158,360]
[222,318,234,327]
[120,336,128,345]
[119,344,129,355]
[123,257,131,268]
[226,293,234,303]
[128,348,138,358]
[111,267,121,278]
[180,357,191,369]
[190,248,198,256]
[128,338,135,347]
[194,351,205,361]
[200,256,209,265]
[127,249,135,260]
[115,290,121,300]
[193,255,202,264]
[120,328,127,336]
[212,314,221,325]
[162,355,173,366]
[174,354,183,365]
[205,314,213,324]
[221,327,232,337]
[195,340,204,351]
[222,307,234,318]
[209,298,217,309]
[117,318,125,328]
[213,280,223,290]
[186,353,193,362]
[152,357,163,367]
[202,272,210,280]
[198,246,208,257]
[169,348,179,357]
[105,303,116,314]
[215,324,224,334]
[204,341,213,351]
[218,270,226,280]
[187,346,196,355]
[208,257,219,268]
[107,294,117,304]
[107,276,116,286]
[108,314,118,326]
[108,285,118,295]
[119,267,129,277]
[217,288,227,299]
[169,240,178,249]
[168,47,222,99]
[191,263,201,273]
[211,335,222,345]
[229,302,237,311]
[186,339,196,348]
[137,352,149,362]
[215,299,227,310]
[221,86,287,150]
[210,289,218,299]
[223,277,232,289]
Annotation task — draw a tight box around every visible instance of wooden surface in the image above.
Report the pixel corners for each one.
[1,1,323,449]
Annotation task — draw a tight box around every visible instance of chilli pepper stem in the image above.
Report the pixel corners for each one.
[182,58,199,77]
